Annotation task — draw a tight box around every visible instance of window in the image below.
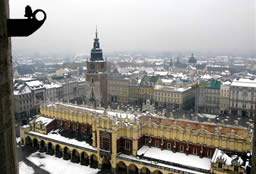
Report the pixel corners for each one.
[90,63,95,69]
[100,132,110,151]
[207,150,212,157]
[145,138,149,145]
[125,140,130,150]
[101,63,104,69]
[167,143,171,149]
[234,166,238,172]
[155,140,159,147]
[218,163,222,168]
[193,148,197,155]
[180,145,184,152]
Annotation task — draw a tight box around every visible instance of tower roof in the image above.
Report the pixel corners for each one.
[90,27,103,61]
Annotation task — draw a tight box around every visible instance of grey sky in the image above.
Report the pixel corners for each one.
[10,0,255,56]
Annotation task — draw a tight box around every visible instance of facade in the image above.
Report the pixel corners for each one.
[85,30,107,107]
[138,76,159,106]
[14,80,46,120]
[128,77,140,106]
[108,76,129,104]
[219,81,231,115]
[198,80,221,114]
[153,78,194,111]
[230,78,256,117]
[20,103,251,174]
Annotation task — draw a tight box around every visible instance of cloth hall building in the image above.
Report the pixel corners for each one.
[20,103,252,174]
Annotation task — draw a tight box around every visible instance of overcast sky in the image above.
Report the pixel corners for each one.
[10,0,255,56]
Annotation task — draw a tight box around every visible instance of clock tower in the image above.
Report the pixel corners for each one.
[85,29,107,107]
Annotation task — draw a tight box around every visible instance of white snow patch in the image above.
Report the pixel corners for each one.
[137,146,211,170]
[27,152,99,174]
[19,161,34,174]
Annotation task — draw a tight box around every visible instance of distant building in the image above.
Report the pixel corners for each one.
[198,79,221,114]
[153,78,195,111]
[85,29,107,107]
[14,80,46,121]
[138,75,159,105]
[108,76,129,104]
[219,81,231,115]
[188,53,197,64]
[230,78,256,117]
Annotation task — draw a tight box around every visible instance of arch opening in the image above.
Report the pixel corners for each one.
[117,161,127,174]
[153,170,163,174]
[25,136,32,147]
[141,167,151,174]
[71,149,80,163]
[33,138,39,150]
[63,147,71,160]
[101,158,111,171]
[55,144,62,158]
[129,164,139,174]
[39,140,46,153]
[47,142,54,155]
[90,154,98,169]
[80,152,89,166]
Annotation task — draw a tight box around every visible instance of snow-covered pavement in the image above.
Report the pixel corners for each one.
[19,152,99,174]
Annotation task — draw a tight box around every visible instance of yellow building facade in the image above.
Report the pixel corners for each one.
[20,103,251,174]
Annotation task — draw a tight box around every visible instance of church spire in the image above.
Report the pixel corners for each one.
[95,25,98,39]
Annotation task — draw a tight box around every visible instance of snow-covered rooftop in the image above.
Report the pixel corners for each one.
[211,149,244,166]
[26,80,45,90]
[231,78,256,88]
[30,116,55,126]
[137,146,211,171]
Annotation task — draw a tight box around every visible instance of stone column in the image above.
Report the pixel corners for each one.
[0,0,18,174]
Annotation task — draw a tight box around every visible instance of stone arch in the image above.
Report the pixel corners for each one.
[101,158,112,171]
[63,146,71,160]
[80,152,89,166]
[153,170,163,174]
[141,167,151,174]
[55,144,62,158]
[90,154,98,168]
[71,149,80,163]
[33,138,39,149]
[39,140,46,152]
[47,142,54,155]
[117,161,127,174]
[25,136,32,147]
[128,163,139,174]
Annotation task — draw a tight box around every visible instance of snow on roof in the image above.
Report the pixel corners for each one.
[154,71,168,76]
[154,85,191,92]
[211,149,243,166]
[14,85,32,95]
[231,78,256,88]
[197,113,217,119]
[45,83,61,89]
[54,103,136,125]
[28,130,97,151]
[137,146,211,171]
[26,80,45,90]
[222,81,231,85]
[161,79,173,84]
[30,116,55,126]
[119,154,207,174]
